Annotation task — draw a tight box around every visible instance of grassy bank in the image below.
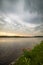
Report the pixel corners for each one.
[11,41,43,65]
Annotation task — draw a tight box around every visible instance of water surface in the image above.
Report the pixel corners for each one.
[0,38,43,65]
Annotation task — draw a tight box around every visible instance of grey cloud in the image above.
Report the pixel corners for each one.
[0,0,24,13]
[0,0,16,12]
[24,16,43,24]
[0,0,43,35]
[25,0,43,14]
[34,24,43,33]
[0,0,43,14]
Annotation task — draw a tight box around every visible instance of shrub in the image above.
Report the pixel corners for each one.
[14,41,43,65]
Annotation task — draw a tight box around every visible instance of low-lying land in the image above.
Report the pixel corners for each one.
[0,36,43,38]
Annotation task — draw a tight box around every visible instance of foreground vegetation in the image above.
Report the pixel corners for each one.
[13,41,43,65]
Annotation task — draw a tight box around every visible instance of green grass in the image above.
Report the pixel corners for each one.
[14,41,43,65]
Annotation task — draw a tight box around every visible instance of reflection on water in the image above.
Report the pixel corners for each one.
[0,38,43,65]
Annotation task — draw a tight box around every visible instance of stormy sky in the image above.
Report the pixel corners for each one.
[0,0,43,36]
